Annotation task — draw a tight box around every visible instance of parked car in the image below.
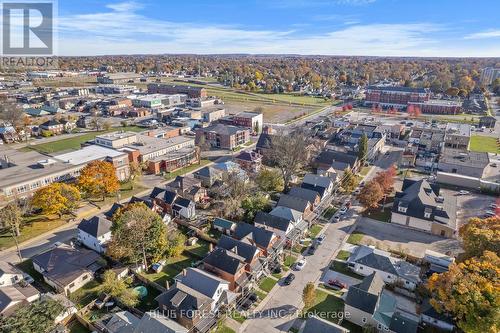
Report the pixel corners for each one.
[272,266,282,274]
[353,188,360,195]
[488,203,498,209]
[333,214,341,222]
[316,234,326,245]
[345,201,352,208]
[240,299,254,310]
[284,273,295,285]
[339,206,348,215]
[359,181,365,187]
[248,292,258,302]
[295,259,307,270]
[491,163,498,167]
[308,245,317,255]
[457,190,470,195]
[435,196,445,203]
[22,273,34,284]
[327,279,347,290]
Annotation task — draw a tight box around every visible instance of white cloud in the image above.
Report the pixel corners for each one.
[464,30,500,39]
[54,3,498,57]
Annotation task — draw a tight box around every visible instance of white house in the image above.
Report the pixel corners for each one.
[254,211,295,240]
[77,216,112,253]
[172,197,196,220]
[347,245,421,290]
[0,262,24,287]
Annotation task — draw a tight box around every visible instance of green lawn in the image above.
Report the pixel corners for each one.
[184,240,210,259]
[318,284,345,297]
[229,310,247,323]
[346,232,365,245]
[335,250,351,261]
[69,280,101,308]
[322,207,337,220]
[470,135,500,153]
[362,209,391,223]
[330,261,364,279]
[0,215,68,251]
[303,289,344,324]
[259,277,278,293]
[283,255,298,268]
[253,288,268,301]
[140,253,199,287]
[164,159,211,180]
[215,325,236,333]
[21,126,143,154]
[309,224,323,238]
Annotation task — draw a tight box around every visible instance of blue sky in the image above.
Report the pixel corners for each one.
[55,0,500,57]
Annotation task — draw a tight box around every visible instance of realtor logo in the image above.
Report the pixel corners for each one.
[2,1,54,55]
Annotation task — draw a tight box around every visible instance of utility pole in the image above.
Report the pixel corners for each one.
[11,225,22,263]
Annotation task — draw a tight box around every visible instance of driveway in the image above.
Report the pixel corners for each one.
[356,217,462,257]
[321,270,361,288]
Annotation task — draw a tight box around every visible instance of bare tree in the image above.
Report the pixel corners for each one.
[266,129,309,191]
[0,101,24,129]
[213,170,251,220]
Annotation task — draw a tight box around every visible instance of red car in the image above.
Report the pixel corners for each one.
[345,201,352,209]
[327,279,347,290]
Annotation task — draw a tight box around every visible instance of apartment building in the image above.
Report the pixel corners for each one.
[444,123,471,151]
[147,83,207,98]
[364,86,430,108]
[408,100,462,115]
[195,124,250,150]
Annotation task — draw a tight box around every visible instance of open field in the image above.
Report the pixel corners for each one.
[470,135,500,153]
[20,126,144,154]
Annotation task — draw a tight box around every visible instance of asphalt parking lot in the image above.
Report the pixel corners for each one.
[450,190,499,226]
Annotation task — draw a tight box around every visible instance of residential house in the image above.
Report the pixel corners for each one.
[134,311,190,333]
[344,273,419,333]
[213,217,236,235]
[194,166,223,187]
[31,244,102,295]
[175,268,234,312]
[443,123,471,151]
[156,283,215,333]
[301,173,334,199]
[150,188,195,219]
[277,194,314,219]
[420,300,455,332]
[254,211,295,240]
[391,179,456,238]
[39,119,64,134]
[104,202,124,220]
[314,150,360,174]
[217,235,263,275]
[233,222,278,256]
[269,206,303,224]
[202,248,251,292]
[288,187,321,207]
[347,245,421,290]
[0,262,39,316]
[0,262,24,287]
[166,176,208,203]
[173,197,196,219]
[234,150,262,173]
[77,215,112,253]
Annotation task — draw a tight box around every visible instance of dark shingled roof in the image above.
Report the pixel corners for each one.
[277,194,310,213]
[203,248,245,275]
[389,312,419,333]
[233,222,275,249]
[366,85,428,93]
[315,150,358,168]
[78,216,112,238]
[256,133,273,150]
[254,211,292,232]
[104,202,124,219]
[288,187,320,204]
[156,283,211,316]
[150,188,177,205]
[300,183,326,197]
[217,235,258,264]
[173,197,192,208]
[345,272,384,314]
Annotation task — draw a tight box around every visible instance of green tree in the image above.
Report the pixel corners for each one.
[98,270,139,307]
[108,203,168,266]
[358,133,368,162]
[0,298,64,333]
[165,231,187,258]
[341,167,356,193]
[302,282,316,309]
[241,193,271,222]
[0,202,23,236]
[256,168,284,192]
[427,251,500,333]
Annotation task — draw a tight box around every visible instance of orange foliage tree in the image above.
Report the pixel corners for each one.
[77,160,120,200]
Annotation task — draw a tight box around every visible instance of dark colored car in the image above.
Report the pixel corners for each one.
[283,273,296,285]
[248,292,258,302]
[308,244,317,255]
[273,266,282,274]
[327,279,347,290]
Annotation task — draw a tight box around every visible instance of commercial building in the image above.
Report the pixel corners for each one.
[407,100,462,115]
[94,84,137,95]
[480,67,500,85]
[147,83,207,98]
[443,123,471,151]
[364,86,430,108]
[195,124,250,150]
[97,73,143,84]
[438,148,490,178]
[220,112,263,133]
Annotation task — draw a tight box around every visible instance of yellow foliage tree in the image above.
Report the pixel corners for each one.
[459,216,500,259]
[77,160,120,200]
[427,251,500,333]
[32,183,81,218]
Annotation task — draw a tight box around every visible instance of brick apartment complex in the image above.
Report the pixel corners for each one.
[147,83,207,98]
[364,86,430,109]
[408,100,462,115]
[195,124,250,150]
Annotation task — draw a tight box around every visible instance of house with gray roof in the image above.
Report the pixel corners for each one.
[344,273,419,333]
[347,245,421,290]
[77,215,112,253]
[233,222,277,255]
[213,217,236,235]
[156,283,215,333]
[302,174,334,197]
[102,310,189,333]
[391,178,456,238]
[298,315,349,333]
[254,211,295,240]
[202,248,250,292]
[270,206,303,224]
[31,244,102,295]
[174,267,235,311]
[288,187,321,207]
[277,194,313,217]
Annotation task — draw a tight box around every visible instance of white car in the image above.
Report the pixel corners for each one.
[333,214,341,222]
[339,206,348,215]
[458,190,470,195]
[23,273,34,284]
[295,259,307,271]
[488,203,498,209]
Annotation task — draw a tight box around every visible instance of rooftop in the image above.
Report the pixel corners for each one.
[54,145,126,165]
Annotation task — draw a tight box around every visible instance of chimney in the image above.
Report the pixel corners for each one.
[209,243,214,252]
[165,280,169,289]
[182,269,186,276]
